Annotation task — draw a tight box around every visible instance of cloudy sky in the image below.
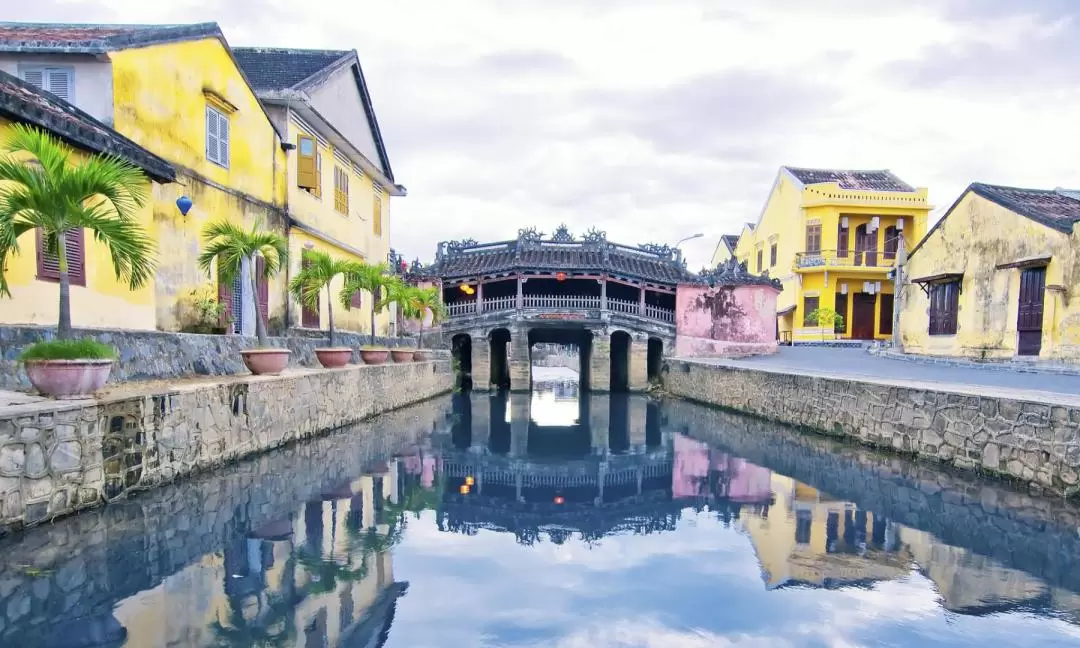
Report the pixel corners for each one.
[12,0,1080,267]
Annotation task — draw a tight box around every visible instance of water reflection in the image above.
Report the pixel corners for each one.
[1,389,1080,646]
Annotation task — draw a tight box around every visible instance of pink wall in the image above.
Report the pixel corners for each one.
[674,284,779,357]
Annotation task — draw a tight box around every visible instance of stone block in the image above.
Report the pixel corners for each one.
[18,426,39,443]
[55,423,77,442]
[0,444,25,477]
[24,477,53,502]
[50,441,82,474]
[24,443,46,479]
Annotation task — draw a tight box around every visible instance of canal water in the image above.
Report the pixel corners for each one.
[2,379,1080,646]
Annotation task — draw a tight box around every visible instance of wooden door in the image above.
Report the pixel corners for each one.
[1017,267,1046,356]
[301,257,320,328]
[851,293,876,340]
[853,224,878,267]
[834,292,848,335]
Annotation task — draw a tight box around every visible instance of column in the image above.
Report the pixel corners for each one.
[628,394,647,447]
[628,334,649,392]
[638,286,646,316]
[508,328,532,392]
[471,332,490,391]
[588,329,611,393]
[600,278,607,310]
[516,274,524,309]
[475,281,484,314]
[509,392,530,457]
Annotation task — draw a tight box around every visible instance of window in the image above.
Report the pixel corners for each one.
[205,105,230,168]
[297,134,318,191]
[756,248,763,272]
[312,152,323,198]
[372,189,383,237]
[349,290,362,310]
[803,295,820,326]
[334,166,349,214]
[834,293,848,334]
[837,221,849,258]
[928,281,960,335]
[805,222,822,255]
[21,66,74,102]
[769,243,777,267]
[883,226,899,261]
[36,228,85,286]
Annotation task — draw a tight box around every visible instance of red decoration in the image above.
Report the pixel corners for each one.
[555,272,567,281]
[553,495,565,505]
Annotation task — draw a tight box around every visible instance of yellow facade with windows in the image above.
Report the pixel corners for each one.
[734,168,930,343]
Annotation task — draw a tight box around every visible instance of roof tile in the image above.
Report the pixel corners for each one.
[0,21,221,54]
[971,183,1080,233]
[232,47,350,92]
[785,167,915,192]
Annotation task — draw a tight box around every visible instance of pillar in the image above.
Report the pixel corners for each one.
[516,274,523,309]
[629,334,649,392]
[471,332,490,391]
[638,286,646,316]
[600,278,607,310]
[588,329,611,392]
[470,392,490,452]
[587,393,609,452]
[628,395,647,449]
[475,281,484,314]
[509,392,530,457]
[508,328,532,392]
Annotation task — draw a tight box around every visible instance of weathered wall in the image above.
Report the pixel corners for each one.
[901,191,1080,362]
[0,54,115,124]
[0,325,433,391]
[0,359,452,533]
[674,284,779,357]
[663,359,1080,495]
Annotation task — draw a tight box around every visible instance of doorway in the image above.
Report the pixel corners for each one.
[851,293,876,340]
[854,224,877,267]
[1017,267,1046,356]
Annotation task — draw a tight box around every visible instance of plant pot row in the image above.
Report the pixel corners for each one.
[240,346,431,375]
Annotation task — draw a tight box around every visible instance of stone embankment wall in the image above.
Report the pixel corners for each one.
[0,360,452,533]
[0,324,447,390]
[664,360,1080,495]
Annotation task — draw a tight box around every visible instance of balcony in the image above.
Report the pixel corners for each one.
[794,249,897,272]
[445,295,675,324]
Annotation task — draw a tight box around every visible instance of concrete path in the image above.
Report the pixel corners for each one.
[684,347,1080,398]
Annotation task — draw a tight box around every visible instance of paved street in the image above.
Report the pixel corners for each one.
[686,347,1080,397]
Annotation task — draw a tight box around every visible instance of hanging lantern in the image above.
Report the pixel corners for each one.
[553,495,565,505]
[175,195,193,216]
[465,475,475,486]
[459,484,471,495]
[555,272,567,282]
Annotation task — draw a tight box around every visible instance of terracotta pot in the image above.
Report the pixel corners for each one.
[24,359,112,399]
[315,347,353,369]
[391,349,416,363]
[412,349,430,361]
[241,348,291,375]
[359,349,390,365]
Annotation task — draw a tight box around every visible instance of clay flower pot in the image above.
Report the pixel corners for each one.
[391,349,416,363]
[315,347,353,368]
[359,348,390,365]
[24,359,112,399]
[241,348,291,375]
[412,349,430,361]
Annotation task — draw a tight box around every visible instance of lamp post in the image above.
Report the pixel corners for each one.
[672,233,704,248]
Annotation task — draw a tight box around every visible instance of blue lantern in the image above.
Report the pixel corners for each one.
[176,195,193,216]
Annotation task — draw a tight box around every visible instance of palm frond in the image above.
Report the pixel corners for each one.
[198,219,287,285]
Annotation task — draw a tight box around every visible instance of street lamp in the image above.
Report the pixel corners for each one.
[673,233,704,248]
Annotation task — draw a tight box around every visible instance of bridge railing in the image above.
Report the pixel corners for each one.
[444,295,675,324]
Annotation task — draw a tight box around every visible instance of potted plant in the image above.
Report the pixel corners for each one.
[0,125,156,398]
[197,220,289,375]
[288,249,358,368]
[807,307,845,341]
[341,261,393,365]
[379,278,418,362]
[410,286,447,361]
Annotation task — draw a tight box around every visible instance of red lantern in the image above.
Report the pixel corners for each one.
[555,272,567,282]
[553,495,565,505]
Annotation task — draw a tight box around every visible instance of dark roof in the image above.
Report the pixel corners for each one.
[909,182,1080,259]
[721,234,739,254]
[0,21,221,53]
[232,47,350,92]
[785,166,915,192]
[0,70,175,182]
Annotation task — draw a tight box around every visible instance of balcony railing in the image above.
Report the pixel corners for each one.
[794,249,897,270]
[445,295,675,324]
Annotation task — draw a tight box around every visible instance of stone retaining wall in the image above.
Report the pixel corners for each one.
[0,360,452,533]
[663,359,1080,496]
[0,324,448,391]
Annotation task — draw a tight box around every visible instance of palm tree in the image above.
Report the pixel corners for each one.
[378,277,418,343]
[0,124,155,339]
[410,286,446,350]
[287,249,357,347]
[340,261,392,347]
[197,220,287,347]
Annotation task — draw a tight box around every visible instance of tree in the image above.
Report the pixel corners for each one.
[807,307,844,341]
[287,249,357,347]
[0,124,155,339]
[340,261,392,347]
[197,220,287,347]
[377,276,416,341]
[410,285,446,349]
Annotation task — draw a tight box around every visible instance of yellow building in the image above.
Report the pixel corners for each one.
[899,183,1080,362]
[0,22,291,335]
[233,47,406,338]
[737,167,930,343]
[0,69,176,330]
[708,234,740,267]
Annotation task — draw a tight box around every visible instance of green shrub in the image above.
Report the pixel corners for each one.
[19,339,118,362]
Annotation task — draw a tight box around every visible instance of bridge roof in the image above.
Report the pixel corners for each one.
[428,225,693,285]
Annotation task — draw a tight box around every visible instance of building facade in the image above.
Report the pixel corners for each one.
[733,167,930,343]
[708,234,739,267]
[233,47,405,338]
[0,70,176,330]
[899,183,1080,362]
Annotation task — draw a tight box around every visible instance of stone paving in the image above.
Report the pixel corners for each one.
[685,346,1080,400]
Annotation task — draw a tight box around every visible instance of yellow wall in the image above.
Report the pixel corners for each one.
[737,171,930,342]
[900,191,1080,361]
[709,240,734,267]
[108,37,289,331]
[0,118,158,330]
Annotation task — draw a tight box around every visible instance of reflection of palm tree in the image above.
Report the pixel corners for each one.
[208,592,297,647]
[294,548,370,595]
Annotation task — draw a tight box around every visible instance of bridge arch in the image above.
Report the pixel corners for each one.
[647,336,664,383]
[489,327,512,390]
[451,334,473,390]
[609,330,631,393]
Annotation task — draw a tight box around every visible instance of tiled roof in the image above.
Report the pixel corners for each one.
[433,245,690,284]
[232,48,351,91]
[0,21,221,53]
[721,234,739,254]
[970,183,1080,233]
[0,70,175,182]
[785,167,915,192]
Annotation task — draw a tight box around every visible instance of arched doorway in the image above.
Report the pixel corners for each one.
[609,330,631,393]
[451,334,472,391]
[489,328,511,390]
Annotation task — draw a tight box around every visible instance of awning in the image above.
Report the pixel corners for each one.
[777,304,796,316]
[909,272,963,285]
[995,255,1051,270]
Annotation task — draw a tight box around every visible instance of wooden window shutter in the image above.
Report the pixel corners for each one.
[297,135,317,189]
[22,69,44,89]
[255,256,269,326]
[883,226,898,260]
[334,166,349,214]
[350,290,362,310]
[217,263,234,327]
[805,224,822,254]
[218,112,229,167]
[47,69,72,101]
[803,296,819,326]
[36,228,85,286]
[205,106,229,167]
[837,221,849,257]
[373,193,383,236]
